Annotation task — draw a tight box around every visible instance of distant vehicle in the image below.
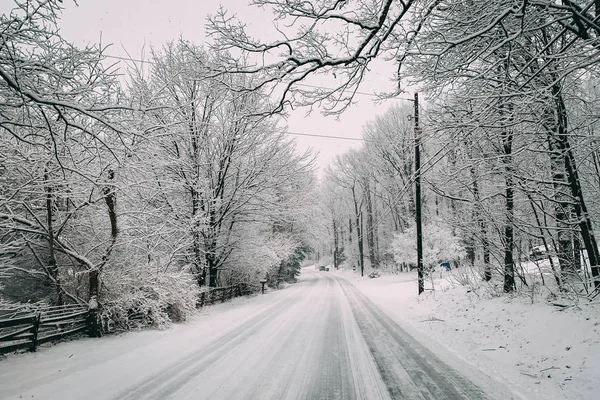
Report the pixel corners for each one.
[318,266,326,271]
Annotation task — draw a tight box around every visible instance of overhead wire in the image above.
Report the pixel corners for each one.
[102,54,447,248]
[103,54,415,101]
[102,53,426,145]
[141,115,429,147]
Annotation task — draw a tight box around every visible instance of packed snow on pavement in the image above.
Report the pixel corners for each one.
[334,267,600,400]
[0,270,496,400]
[0,266,597,399]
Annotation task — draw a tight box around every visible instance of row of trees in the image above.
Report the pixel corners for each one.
[400,0,600,295]
[208,0,600,296]
[319,105,466,279]
[0,0,316,327]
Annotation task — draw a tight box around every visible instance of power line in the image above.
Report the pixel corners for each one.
[102,54,416,102]
[149,118,394,144]
[293,82,414,102]
[149,116,439,146]
[101,54,433,144]
[286,125,440,147]
[286,131,364,141]
[105,54,153,64]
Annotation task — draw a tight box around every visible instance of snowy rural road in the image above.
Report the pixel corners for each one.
[0,270,499,400]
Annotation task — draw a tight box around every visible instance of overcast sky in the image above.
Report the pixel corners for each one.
[4,0,412,175]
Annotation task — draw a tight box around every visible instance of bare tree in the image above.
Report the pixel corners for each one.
[129,41,315,287]
[0,0,132,307]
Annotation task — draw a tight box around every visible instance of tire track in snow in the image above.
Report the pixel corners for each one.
[114,277,319,400]
[306,276,357,400]
[172,271,388,400]
[239,274,335,400]
[335,276,488,400]
[198,274,328,400]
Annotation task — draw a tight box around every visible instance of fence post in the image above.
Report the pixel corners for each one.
[199,291,205,308]
[87,297,101,338]
[229,285,233,301]
[30,313,41,352]
[237,283,242,297]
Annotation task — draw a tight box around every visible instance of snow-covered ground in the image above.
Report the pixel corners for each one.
[1,267,595,399]
[334,268,600,400]
[0,268,517,400]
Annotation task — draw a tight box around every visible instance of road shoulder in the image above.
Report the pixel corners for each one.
[330,269,574,400]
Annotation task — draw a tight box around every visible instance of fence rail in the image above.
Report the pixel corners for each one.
[1,282,256,355]
[0,304,88,355]
[0,314,39,354]
[197,283,252,308]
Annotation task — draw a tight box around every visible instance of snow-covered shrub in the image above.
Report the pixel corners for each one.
[391,222,466,268]
[101,267,198,331]
[368,270,381,278]
[449,263,503,298]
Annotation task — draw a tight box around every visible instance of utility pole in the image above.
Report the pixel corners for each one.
[414,93,424,295]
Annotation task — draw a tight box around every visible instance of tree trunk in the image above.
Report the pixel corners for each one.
[548,121,576,277]
[87,268,101,337]
[502,104,515,293]
[468,149,491,280]
[351,184,364,277]
[208,252,218,287]
[333,218,339,269]
[372,179,380,260]
[191,186,205,286]
[348,217,353,244]
[207,202,221,287]
[44,168,62,305]
[551,83,600,290]
[89,168,119,315]
[364,177,379,269]
[190,96,206,287]
[482,220,491,280]
[573,233,582,271]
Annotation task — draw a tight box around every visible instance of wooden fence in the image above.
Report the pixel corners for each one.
[1,282,255,355]
[0,304,88,355]
[197,283,252,308]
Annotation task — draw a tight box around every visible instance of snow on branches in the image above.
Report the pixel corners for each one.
[391,221,466,268]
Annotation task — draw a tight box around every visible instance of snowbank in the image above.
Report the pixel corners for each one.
[335,268,600,400]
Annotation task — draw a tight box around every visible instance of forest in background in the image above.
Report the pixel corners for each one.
[298,0,600,300]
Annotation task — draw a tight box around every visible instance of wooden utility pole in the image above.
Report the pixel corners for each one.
[414,93,424,295]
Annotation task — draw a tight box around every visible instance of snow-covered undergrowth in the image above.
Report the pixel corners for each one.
[100,269,199,331]
[337,268,600,400]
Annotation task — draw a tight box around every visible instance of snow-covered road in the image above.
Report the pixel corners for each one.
[0,270,496,399]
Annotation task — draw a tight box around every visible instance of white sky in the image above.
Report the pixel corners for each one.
[3,0,412,174]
